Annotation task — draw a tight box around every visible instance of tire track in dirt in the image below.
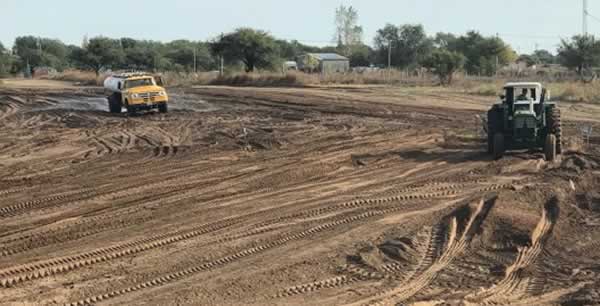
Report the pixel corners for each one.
[348,197,497,306]
[0,165,510,270]
[62,196,469,306]
[0,188,100,218]
[272,227,439,299]
[0,100,20,121]
[0,185,467,286]
[0,160,249,220]
[345,226,441,284]
[274,275,361,298]
[465,198,560,305]
[0,214,245,287]
[0,169,259,256]
[0,187,32,199]
[251,182,511,233]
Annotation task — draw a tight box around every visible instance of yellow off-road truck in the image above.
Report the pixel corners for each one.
[104,73,169,114]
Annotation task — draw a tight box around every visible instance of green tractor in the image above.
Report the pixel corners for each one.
[487,82,562,161]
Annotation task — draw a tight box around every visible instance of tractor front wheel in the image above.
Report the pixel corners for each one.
[487,108,501,153]
[493,133,504,160]
[545,134,557,162]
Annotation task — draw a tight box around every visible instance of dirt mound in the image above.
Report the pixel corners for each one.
[560,153,600,173]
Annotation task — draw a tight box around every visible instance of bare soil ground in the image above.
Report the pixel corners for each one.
[1,82,600,306]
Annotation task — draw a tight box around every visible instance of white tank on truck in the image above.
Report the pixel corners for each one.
[103,72,169,114]
[103,76,127,93]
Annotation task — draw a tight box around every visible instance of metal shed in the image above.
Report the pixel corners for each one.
[297,53,350,74]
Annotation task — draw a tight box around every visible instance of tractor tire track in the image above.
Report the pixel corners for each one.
[63,197,466,306]
[465,198,559,305]
[349,197,497,306]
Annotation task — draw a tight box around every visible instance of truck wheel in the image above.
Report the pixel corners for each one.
[108,95,122,113]
[126,101,136,116]
[545,134,557,162]
[549,108,562,154]
[158,103,168,113]
[493,133,504,160]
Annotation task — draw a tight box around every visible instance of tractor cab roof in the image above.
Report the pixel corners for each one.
[503,82,544,106]
[503,82,543,90]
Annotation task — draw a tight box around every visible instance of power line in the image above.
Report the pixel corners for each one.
[584,0,589,35]
[495,33,561,40]
[587,11,600,24]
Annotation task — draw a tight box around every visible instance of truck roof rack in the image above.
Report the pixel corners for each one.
[110,71,152,79]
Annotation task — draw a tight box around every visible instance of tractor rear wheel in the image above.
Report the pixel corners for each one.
[493,133,504,160]
[545,133,557,162]
[548,108,562,154]
[487,108,501,153]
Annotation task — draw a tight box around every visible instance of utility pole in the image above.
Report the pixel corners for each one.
[584,0,589,36]
[495,33,499,76]
[387,40,392,69]
[37,37,42,56]
[220,56,224,76]
[193,48,197,73]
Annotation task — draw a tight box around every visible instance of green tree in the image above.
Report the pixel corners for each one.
[397,24,433,68]
[447,31,514,75]
[13,36,69,73]
[211,28,277,72]
[434,32,458,49]
[69,37,124,75]
[348,44,373,67]
[374,24,399,66]
[120,40,167,71]
[422,48,465,85]
[0,42,16,77]
[373,24,432,68]
[124,45,159,71]
[533,49,556,65]
[164,40,214,72]
[557,35,600,74]
[120,37,138,49]
[274,40,321,60]
[518,54,537,67]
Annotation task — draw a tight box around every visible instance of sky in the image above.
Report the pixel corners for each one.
[2,0,599,54]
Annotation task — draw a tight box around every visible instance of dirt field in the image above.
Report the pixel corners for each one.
[1,82,600,306]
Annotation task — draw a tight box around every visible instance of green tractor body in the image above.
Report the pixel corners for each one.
[487,82,562,161]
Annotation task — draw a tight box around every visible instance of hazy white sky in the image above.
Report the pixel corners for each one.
[2,0,598,53]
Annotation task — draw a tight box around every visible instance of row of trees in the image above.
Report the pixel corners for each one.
[0,5,522,80]
[0,4,599,83]
[0,36,217,76]
[369,25,520,84]
[0,33,344,77]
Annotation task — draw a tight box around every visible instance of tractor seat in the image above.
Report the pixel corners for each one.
[514,99,537,115]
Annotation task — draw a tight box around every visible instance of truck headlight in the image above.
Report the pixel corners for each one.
[158,91,166,96]
[131,93,140,99]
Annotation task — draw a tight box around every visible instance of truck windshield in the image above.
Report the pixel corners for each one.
[124,78,154,89]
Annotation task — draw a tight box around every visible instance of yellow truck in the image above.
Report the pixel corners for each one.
[104,73,169,114]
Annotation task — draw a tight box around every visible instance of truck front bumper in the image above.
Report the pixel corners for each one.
[129,96,168,105]
[128,101,167,111]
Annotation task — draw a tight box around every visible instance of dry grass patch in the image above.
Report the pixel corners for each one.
[46,70,107,86]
